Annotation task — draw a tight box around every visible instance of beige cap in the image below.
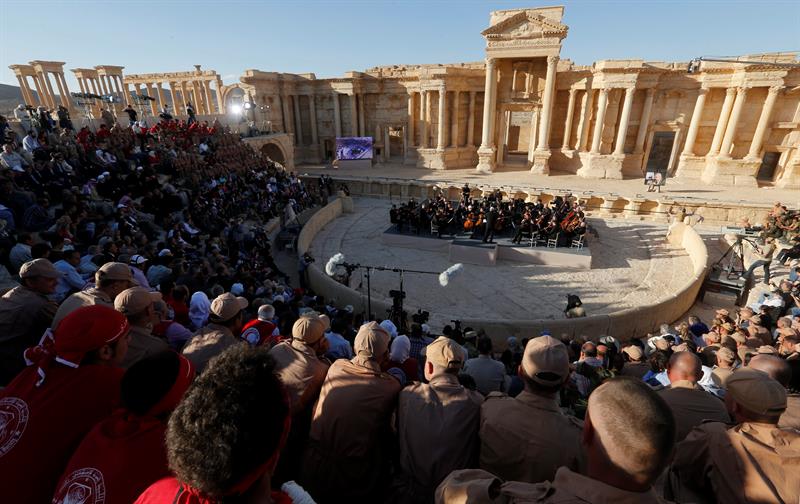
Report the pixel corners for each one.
[318,314,331,331]
[757,345,777,354]
[521,335,569,386]
[729,332,747,345]
[623,345,644,361]
[95,262,135,284]
[19,258,62,279]
[654,338,671,351]
[726,368,787,416]
[114,287,162,316]
[425,336,465,370]
[209,292,248,321]
[716,308,730,317]
[292,315,327,344]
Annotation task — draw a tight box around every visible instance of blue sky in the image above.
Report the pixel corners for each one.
[1,0,798,91]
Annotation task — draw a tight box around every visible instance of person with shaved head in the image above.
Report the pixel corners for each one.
[749,354,800,429]
[436,377,676,503]
[670,369,800,503]
[657,351,730,441]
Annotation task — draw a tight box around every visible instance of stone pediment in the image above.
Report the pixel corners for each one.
[481,11,568,40]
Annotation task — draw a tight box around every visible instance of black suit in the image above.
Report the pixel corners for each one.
[483,210,497,243]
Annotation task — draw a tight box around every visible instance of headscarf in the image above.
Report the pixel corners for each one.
[189,291,211,330]
[23,305,129,386]
[353,322,391,371]
[389,335,411,364]
[506,336,521,354]
[379,319,398,339]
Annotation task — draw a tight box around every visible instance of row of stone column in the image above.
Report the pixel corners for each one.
[128,79,223,116]
[407,89,478,150]
[15,70,71,110]
[681,85,781,161]
[76,74,124,100]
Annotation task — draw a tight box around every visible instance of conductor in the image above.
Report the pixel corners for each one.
[483,206,497,244]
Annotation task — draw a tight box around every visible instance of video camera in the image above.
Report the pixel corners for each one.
[412,309,429,324]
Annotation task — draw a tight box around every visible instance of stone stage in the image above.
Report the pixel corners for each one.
[382,228,591,268]
[310,198,694,326]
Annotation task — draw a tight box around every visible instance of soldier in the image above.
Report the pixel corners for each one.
[437,377,676,504]
[52,261,136,329]
[479,335,584,484]
[394,336,483,502]
[670,368,800,503]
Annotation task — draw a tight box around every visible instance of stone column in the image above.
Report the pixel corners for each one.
[718,86,748,159]
[89,78,100,96]
[479,58,497,149]
[406,92,415,147]
[145,83,158,115]
[527,108,540,163]
[15,75,34,105]
[708,87,737,156]
[575,90,593,151]
[451,91,460,147]
[384,126,391,161]
[358,94,366,137]
[293,95,303,144]
[156,83,166,110]
[215,78,225,114]
[634,88,655,154]
[332,93,342,137]
[54,72,70,108]
[536,55,559,151]
[179,82,189,113]
[169,83,178,113]
[467,91,476,146]
[590,88,610,154]
[76,77,87,94]
[191,81,202,112]
[41,72,57,109]
[561,88,578,149]
[349,93,358,136]
[681,87,708,156]
[613,87,636,156]
[745,85,781,161]
[437,86,447,150]
[203,81,215,114]
[420,90,428,148]
[280,94,292,134]
[309,94,319,147]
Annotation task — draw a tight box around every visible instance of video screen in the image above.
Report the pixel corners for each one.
[335,137,373,160]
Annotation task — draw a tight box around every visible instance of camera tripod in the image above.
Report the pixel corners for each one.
[714,236,757,280]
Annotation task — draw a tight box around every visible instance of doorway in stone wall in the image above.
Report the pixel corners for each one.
[644,131,676,179]
[756,151,780,182]
[505,110,533,165]
[323,139,334,161]
[388,126,404,161]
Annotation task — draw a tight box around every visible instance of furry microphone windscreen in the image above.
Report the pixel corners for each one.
[438,263,464,287]
[325,253,345,276]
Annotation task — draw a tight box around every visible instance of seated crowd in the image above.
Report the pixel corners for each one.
[1,109,800,503]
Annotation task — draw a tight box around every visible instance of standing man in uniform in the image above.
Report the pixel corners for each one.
[437,377,677,503]
[394,336,483,502]
[0,259,60,384]
[657,351,730,442]
[479,335,584,484]
[670,369,800,503]
[114,287,169,368]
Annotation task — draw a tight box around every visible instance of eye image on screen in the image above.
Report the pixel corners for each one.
[336,137,373,160]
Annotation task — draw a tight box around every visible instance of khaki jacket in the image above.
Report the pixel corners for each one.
[121,324,169,369]
[51,288,112,329]
[479,390,584,484]
[779,393,800,430]
[436,467,670,504]
[301,358,401,502]
[657,380,731,441]
[395,373,483,501]
[182,323,240,373]
[0,286,57,383]
[671,421,800,504]
[269,340,330,415]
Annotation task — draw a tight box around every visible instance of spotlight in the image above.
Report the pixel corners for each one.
[230,104,243,115]
[243,102,255,110]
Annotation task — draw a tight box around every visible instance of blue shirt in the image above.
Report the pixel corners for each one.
[53,260,87,302]
[325,331,353,360]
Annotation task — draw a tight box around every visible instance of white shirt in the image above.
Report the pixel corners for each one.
[22,135,40,152]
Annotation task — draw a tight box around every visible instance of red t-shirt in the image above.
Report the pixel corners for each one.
[135,477,293,504]
[53,411,170,504]
[240,319,281,348]
[0,364,123,503]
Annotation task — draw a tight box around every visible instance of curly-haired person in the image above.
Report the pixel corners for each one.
[135,345,314,503]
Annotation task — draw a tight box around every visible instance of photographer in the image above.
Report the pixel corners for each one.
[299,252,314,289]
[742,237,776,285]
